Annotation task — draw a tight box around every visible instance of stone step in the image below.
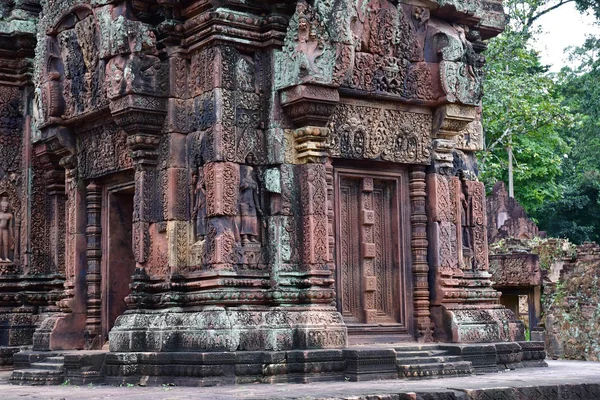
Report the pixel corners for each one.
[13,352,62,369]
[391,345,442,352]
[393,350,435,357]
[398,361,474,379]
[396,355,463,364]
[44,356,65,363]
[30,361,64,371]
[10,368,65,385]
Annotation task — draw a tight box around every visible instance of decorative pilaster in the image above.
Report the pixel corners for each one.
[85,181,102,345]
[57,158,77,313]
[46,169,66,275]
[409,167,434,342]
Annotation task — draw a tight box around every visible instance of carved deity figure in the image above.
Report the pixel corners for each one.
[294,0,324,79]
[0,198,14,263]
[238,163,263,244]
[192,167,207,242]
[459,173,474,269]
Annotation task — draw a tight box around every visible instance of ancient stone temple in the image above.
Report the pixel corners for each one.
[487,182,544,335]
[1,0,543,385]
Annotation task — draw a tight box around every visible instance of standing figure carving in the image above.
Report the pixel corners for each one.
[459,172,474,269]
[0,197,14,263]
[192,167,207,242]
[239,162,263,244]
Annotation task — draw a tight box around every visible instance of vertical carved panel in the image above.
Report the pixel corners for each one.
[46,170,66,275]
[28,154,51,274]
[204,162,239,217]
[361,178,376,323]
[325,161,335,264]
[372,182,395,322]
[299,164,329,266]
[85,180,102,340]
[410,167,434,342]
[467,180,489,271]
[339,177,361,322]
[60,166,81,313]
[63,168,76,307]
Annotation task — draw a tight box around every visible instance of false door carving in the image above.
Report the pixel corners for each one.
[335,168,412,340]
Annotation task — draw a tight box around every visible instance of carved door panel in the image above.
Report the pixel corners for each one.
[338,177,362,323]
[335,168,411,339]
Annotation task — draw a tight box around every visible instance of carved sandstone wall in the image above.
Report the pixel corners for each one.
[0,0,524,364]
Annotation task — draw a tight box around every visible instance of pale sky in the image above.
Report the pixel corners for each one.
[532,3,600,72]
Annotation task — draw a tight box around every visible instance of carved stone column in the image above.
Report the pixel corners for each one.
[85,180,102,346]
[32,130,86,351]
[427,102,524,343]
[409,167,434,342]
[278,84,346,348]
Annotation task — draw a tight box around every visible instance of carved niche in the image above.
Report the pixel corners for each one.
[37,8,108,126]
[0,85,23,273]
[0,180,19,268]
[328,102,432,164]
[275,0,337,89]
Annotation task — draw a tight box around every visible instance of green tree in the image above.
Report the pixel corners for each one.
[534,37,600,243]
[481,0,600,242]
[480,28,572,214]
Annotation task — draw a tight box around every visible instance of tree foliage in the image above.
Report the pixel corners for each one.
[534,38,600,243]
[480,27,572,214]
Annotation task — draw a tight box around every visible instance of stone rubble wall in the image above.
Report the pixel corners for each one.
[540,240,600,361]
[491,236,600,361]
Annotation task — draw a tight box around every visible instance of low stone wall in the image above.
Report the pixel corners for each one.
[491,237,600,361]
[541,241,600,361]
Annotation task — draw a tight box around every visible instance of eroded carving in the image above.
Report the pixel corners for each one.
[0,198,14,263]
[238,164,263,244]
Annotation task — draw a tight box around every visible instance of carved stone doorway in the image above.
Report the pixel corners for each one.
[101,184,135,342]
[334,167,413,344]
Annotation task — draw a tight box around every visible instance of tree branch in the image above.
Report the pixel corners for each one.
[525,0,576,29]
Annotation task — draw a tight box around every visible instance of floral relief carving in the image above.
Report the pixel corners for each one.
[329,103,431,164]
[345,0,433,100]
[77,123,133,179]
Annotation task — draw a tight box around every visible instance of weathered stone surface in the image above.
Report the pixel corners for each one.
[0,0,530,385]
[487,181,540,244]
